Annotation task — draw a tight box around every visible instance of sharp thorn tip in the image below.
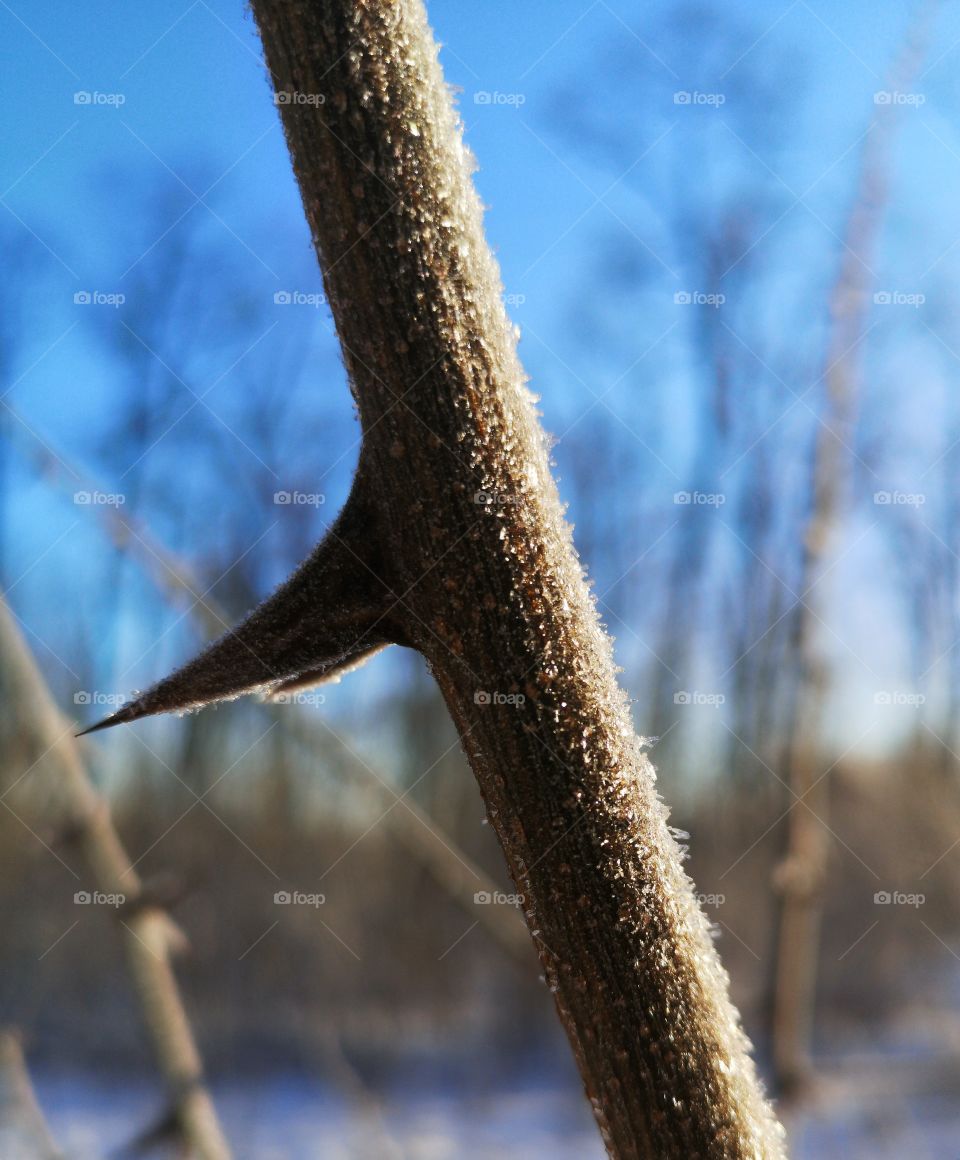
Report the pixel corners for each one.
[76,713,125,737]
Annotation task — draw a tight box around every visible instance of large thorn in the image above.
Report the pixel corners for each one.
[78,490,394,734]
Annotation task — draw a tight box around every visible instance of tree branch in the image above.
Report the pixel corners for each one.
[10,412,533,965]
[0,597,231,1160]
[769,2,937,1095]
[81,1,786,1154]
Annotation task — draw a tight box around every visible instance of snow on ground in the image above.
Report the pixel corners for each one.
[29,1062,960,1158]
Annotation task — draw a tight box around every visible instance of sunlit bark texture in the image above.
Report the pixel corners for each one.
[84,2,785,1155]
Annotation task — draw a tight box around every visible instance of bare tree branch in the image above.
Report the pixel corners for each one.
[770,2,938,1096]
[0,597,231,1160]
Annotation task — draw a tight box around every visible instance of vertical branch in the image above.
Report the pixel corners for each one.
[770,4,936,1094]
[0,597,231,1160]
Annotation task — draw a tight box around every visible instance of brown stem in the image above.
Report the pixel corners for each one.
[244,3,783,1154]
[84,0,786,1153]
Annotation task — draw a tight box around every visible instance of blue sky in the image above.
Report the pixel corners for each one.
[3,0,960,769]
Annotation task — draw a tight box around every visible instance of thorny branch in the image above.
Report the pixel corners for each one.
[79,1,787,1155]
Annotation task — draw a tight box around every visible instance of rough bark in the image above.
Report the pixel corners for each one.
[84,2,785,1154]
[7,416,531,963]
